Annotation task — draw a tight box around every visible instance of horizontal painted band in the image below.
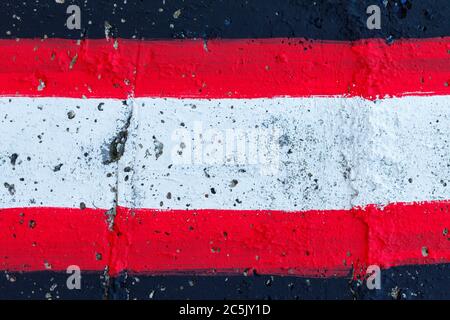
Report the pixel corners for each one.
[0,98,126,209]
[3,264,450,299]
[120,96,450,210]
[2,96,450,211]
[0,201,449,276]
[1,0,449,40]
[0,38,449,99]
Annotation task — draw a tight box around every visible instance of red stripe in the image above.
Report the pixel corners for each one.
[0,207,109,271]
[1,201,449,276]
[0,38,448,99]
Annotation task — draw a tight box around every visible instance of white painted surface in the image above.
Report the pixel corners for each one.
[120,96,450,210]
[1,96,449,211]
[0,97,128,209]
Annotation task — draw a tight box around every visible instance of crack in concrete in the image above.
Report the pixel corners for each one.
[101,37,144,299]
[102,99,135,299]
[103,106,133,165]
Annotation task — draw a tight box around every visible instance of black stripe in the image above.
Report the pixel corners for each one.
[0,0,449,40]
[2,264,450,300]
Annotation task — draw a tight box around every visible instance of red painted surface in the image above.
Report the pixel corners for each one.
[1,201,449,276]
[0,38,448,99]
[0,207,109,271]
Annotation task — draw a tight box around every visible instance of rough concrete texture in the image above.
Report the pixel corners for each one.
[2,264,450,300]
[1,0,449,39]
[0,0,449,300]
[119,96,450,210]
[2,96,450,210]
[1,95,450,298]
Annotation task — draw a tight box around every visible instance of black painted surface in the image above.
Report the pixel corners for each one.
[0,270,108,300]
[2,264,450,300]
[0,0,449,40]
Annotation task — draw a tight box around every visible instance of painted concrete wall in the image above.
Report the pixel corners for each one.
[0,0,449,300]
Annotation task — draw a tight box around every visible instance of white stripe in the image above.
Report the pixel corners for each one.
[120,96,450,210]
[0,98,128,209]
[1,96,449,210]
